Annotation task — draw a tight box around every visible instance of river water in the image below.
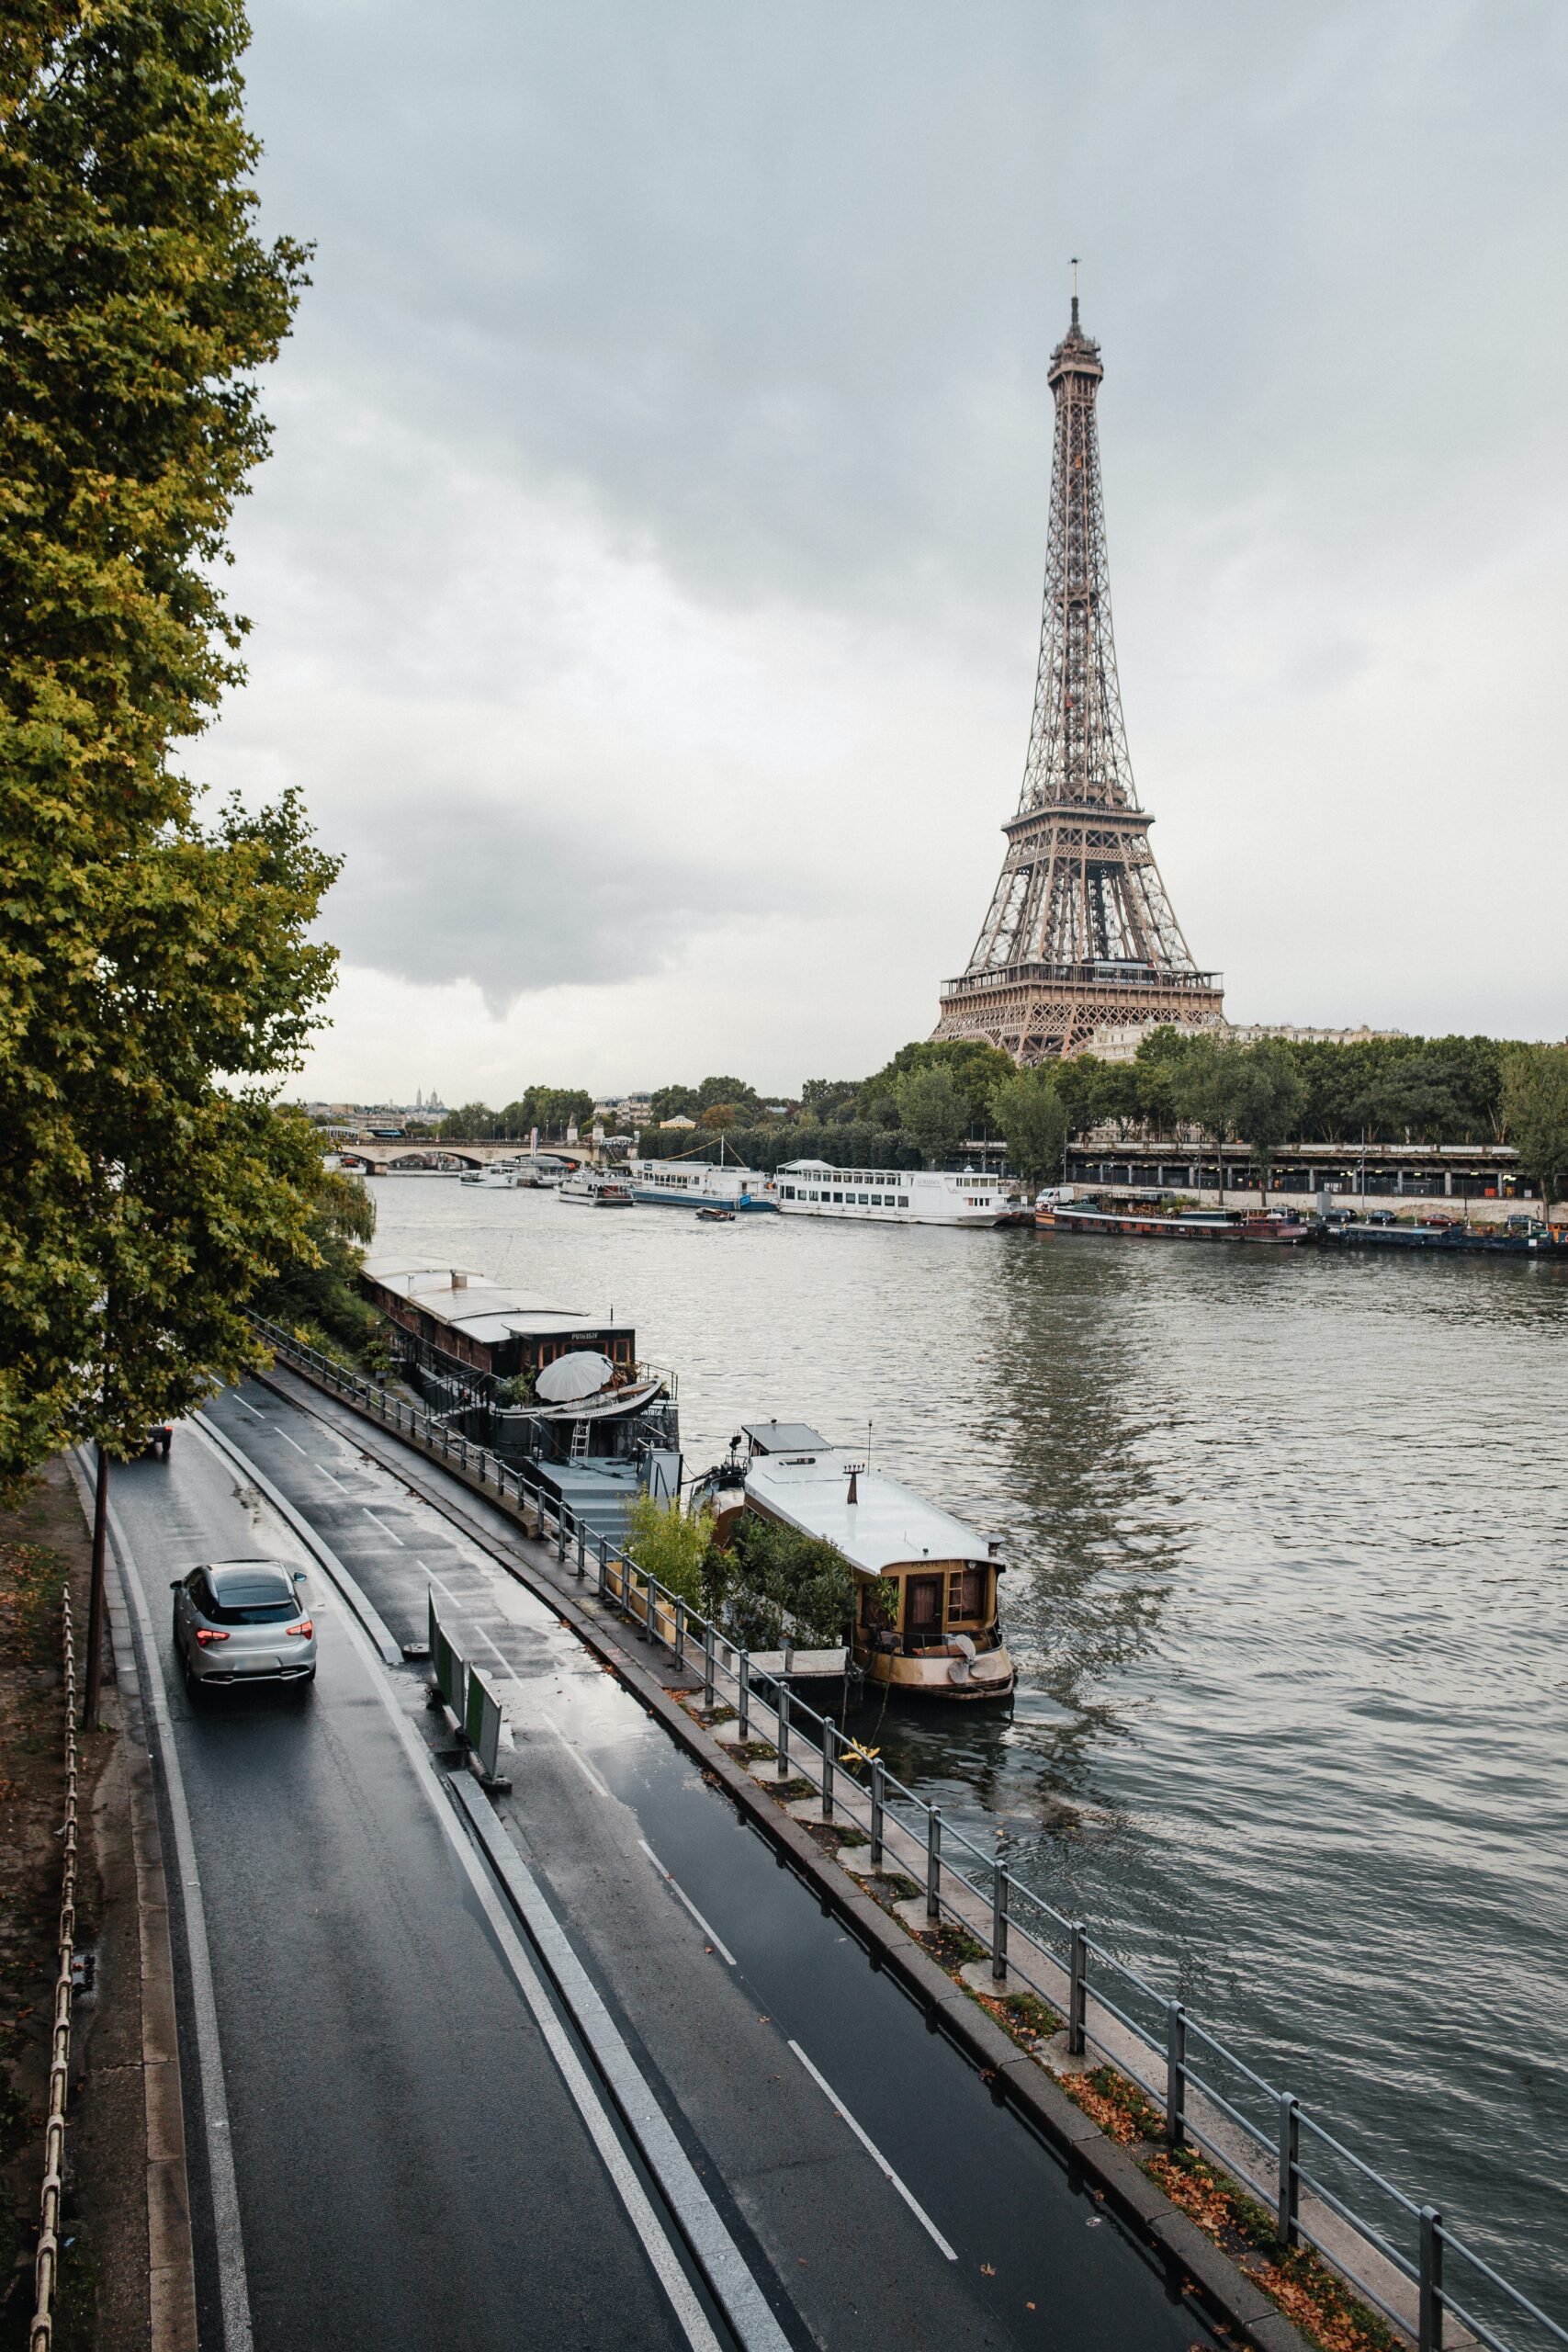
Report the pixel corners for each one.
[367,1177,1568,2311]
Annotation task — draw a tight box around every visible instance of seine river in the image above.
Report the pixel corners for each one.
[368,1176,1567,2310]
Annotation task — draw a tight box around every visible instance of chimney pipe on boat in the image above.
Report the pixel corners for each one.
[846,1467,859,1505]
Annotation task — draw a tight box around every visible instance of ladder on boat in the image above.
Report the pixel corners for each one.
[570,1419,590,1462]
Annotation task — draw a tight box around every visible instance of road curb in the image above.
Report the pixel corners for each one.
[64,1452,199,2352]
[245,1364,1314,2352]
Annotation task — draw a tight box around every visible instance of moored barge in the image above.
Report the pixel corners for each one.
[693,1422,1014,1701]
[1038,1199,1309,1244]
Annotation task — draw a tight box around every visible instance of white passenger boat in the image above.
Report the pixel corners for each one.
[627,1157,778,1212]
[774,1160,1011,1227]
[460,1161,524,1189]
[558,1170,637,1207]
[692,1422,1014,1702]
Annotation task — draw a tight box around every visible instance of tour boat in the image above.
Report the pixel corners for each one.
[627,1157,778,1212]
[691,1422,1014,1702]
[558,1170,637,1207]
[1038,1199,1308,1244]
[774,1160,1013,1227]
[694,1205,736,1223]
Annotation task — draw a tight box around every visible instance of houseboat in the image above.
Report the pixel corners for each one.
[627,1157,778,1211]
[692,1422,1014,1701]
[1039,1199,1308,1244]
[775,1161,1013,1227]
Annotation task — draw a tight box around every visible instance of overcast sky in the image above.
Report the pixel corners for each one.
[209,0,1568,1102]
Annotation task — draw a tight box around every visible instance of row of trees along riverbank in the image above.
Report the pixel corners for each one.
[475,1034,1568,1203]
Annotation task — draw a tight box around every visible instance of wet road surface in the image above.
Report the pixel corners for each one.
[103,1385,1225,2351]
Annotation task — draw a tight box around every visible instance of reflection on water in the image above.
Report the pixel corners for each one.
[368,1181,1568,2305]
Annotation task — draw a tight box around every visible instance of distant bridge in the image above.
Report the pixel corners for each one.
[336,1138,592,1175]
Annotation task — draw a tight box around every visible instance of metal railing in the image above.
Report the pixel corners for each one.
[250,1316,1564,2352]
[30,1589,78,2352]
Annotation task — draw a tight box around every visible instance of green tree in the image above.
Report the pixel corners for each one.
[1225,1044,1305,1204]
[727,1515,854,1649]
[989,1068,1068,1192]
[1176,1040,1246,1206]
[695,1074,759,1117]
[251,1121,378,1359]
[439,1102,498,1139]
[651,1083,699,1122]
[624,1494,723,1615]
[1501,1046,1568,1211]
[864,1040,1015,1135]
[800,1079,861,1122]
[894,1066,968,1166]
[0,0,336,1486]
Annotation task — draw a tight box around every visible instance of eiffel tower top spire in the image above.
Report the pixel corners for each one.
[931,289,1224,1061]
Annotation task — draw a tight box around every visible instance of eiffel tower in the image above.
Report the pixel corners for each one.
[933,277,1224,1061]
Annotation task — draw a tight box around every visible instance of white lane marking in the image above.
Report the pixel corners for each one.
[210,1463,726,2352]
[362,1507,405,1547]
[422,1567,514,1676]
[231,1396,266,1420]
[537,1710,613,1798]
[313,1464,350,1493]
[787,2040,957,2261]
[637,1841,737,1966]
[80,1456,257,2350]
[276,1431,311,1456]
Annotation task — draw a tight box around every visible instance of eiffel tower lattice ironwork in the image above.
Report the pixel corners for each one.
[933,283,1224,1061]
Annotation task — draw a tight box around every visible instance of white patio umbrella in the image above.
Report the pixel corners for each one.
[535,1351,615,1403]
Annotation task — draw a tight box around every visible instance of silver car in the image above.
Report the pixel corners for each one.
[171,1559,316,1693]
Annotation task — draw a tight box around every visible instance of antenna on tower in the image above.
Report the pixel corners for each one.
[1070,255,1079,328]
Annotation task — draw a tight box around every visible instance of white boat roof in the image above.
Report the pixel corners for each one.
[744,1443,994,1577]
[361,1257,626,1336]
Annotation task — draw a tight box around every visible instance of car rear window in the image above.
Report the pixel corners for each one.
[205,1578,299,1625]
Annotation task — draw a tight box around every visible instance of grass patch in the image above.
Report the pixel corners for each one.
[916,1919,987,1969]
[1145,2150,1399,2352]
[1055,2057,1399,2352]
[731,1739,777,1764]
[768,1775,817,1804]
[971,1984,1063,2050]
[801,1821,868,1859]
[868,1871,921,1905]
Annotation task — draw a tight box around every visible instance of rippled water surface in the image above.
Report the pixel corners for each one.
[368,1179,1568,2305]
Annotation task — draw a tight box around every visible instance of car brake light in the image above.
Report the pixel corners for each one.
[195,1629,230,1645]
[285,1619,313,1638]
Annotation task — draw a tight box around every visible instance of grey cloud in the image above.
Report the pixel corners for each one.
[320,797,793,1011]
[246,0,1568,628]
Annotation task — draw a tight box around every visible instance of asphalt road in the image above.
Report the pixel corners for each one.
[106,1386,1224,2352]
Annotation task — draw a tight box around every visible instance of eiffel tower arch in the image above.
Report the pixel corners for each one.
[933,285,1224,1062]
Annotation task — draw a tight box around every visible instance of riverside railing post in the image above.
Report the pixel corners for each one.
[991,1866,1010,1983]
[738,1654,750,1740]
[1067,1922,1088,2055]
[820,1724,835,1821]
[596,1537,608,1602]
[926,1804,942,1922]
[870,1759,885,1865]
[1166,2002,1187,2148]
[575,1523,586,1578]
[673,1599,686,1668]
[1418,2207,1443,2352]
[1277,2096,1300,2248]
[776,1680,791,1777]
[703,1622,715,1708]
[556,1509,568,1563]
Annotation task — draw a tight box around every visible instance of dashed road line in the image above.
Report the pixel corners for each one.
[637,1841,737,1965]
[787,2040,957,2260]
